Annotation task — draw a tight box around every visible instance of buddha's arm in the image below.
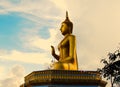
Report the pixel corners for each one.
[51,46,59,61]
[60,35,75,63]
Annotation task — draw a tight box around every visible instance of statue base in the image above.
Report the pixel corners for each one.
[20,70,107,87]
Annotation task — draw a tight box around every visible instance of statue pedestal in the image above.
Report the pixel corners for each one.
[20,70,107,87]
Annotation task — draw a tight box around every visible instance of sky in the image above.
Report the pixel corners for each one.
[0,0,120,87]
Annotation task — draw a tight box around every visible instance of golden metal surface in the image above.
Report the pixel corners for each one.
[51,11,78,70]
[24,70,107,87]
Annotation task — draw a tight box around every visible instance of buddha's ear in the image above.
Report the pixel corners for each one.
[68,27,72,34]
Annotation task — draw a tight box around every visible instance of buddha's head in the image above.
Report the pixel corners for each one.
[60,11,73,36]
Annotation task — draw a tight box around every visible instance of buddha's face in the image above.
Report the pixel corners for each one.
[60,23,69,35]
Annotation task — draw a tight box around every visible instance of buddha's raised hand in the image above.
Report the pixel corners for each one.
[51,45,55,55]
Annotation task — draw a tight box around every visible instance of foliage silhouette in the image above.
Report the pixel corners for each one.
[98,49,120,87]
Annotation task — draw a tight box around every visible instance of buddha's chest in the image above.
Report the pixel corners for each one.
[58,37,69,51]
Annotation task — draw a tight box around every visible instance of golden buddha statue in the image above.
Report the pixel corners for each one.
[51,11,78,70]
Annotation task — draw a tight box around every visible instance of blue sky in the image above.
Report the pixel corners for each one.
[0,13,52,51]
[0,0,120,87]
[0,13,26,51]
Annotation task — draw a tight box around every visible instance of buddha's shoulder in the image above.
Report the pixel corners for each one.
[67,34,75,38]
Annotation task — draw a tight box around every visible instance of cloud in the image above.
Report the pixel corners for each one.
[0,27,60,66]
[0,0,62,66]
[21,27,59,51]
[0,66,5,79]
[74,0,120,70]
[0,49,8,55]
[0,50,51,64]
[0,65,25,87]
[0,0,62,19]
